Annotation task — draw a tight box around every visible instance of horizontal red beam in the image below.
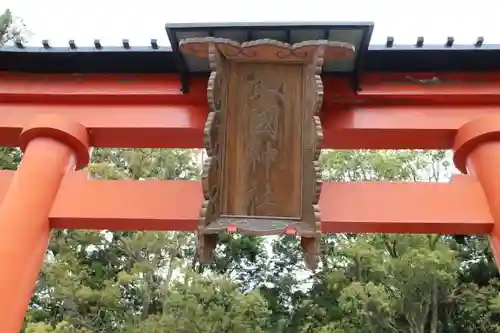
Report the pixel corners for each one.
[0,73,207,105]
[0,172,491,234]
[1,103,500,149]
[4,72,500,106]
[320,175,492,234]
[2,72,500,149]
[323,105,500,149]
[326,72,500,106]
[0,103,206,148]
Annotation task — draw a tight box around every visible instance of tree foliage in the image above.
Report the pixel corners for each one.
[0,8,26,45]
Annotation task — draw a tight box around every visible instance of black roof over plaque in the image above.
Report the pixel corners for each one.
[166,22,373,73]
[0,21,499,92]
[166,22,374,91]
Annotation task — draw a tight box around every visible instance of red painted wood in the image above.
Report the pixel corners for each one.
[2,72,500,149]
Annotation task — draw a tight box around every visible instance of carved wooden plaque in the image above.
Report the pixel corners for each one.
[180,38,355,269]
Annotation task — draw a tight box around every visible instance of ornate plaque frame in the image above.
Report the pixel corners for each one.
[180,38,355,269]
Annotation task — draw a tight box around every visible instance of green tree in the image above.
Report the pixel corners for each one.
[131,271,270,333]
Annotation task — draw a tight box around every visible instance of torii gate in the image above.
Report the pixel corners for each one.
[1,22,500,331]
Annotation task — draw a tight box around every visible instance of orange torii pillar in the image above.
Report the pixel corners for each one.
[454,115,500,268]
[0,115,89,333]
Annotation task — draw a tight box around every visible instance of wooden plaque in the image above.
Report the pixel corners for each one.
[180,38,355,269]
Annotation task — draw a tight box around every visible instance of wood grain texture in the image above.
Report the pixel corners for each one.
[222,62,303,218]
[180,38,355,269]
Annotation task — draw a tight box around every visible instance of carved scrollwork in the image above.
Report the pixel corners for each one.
[295,39,329,270]
[197,42,225,264]
[180,37,355,63]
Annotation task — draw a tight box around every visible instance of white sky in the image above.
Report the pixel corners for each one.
[3,0,500,47]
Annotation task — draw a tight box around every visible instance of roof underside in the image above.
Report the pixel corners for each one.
[1,21,499,75]
[166,22,373,74]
